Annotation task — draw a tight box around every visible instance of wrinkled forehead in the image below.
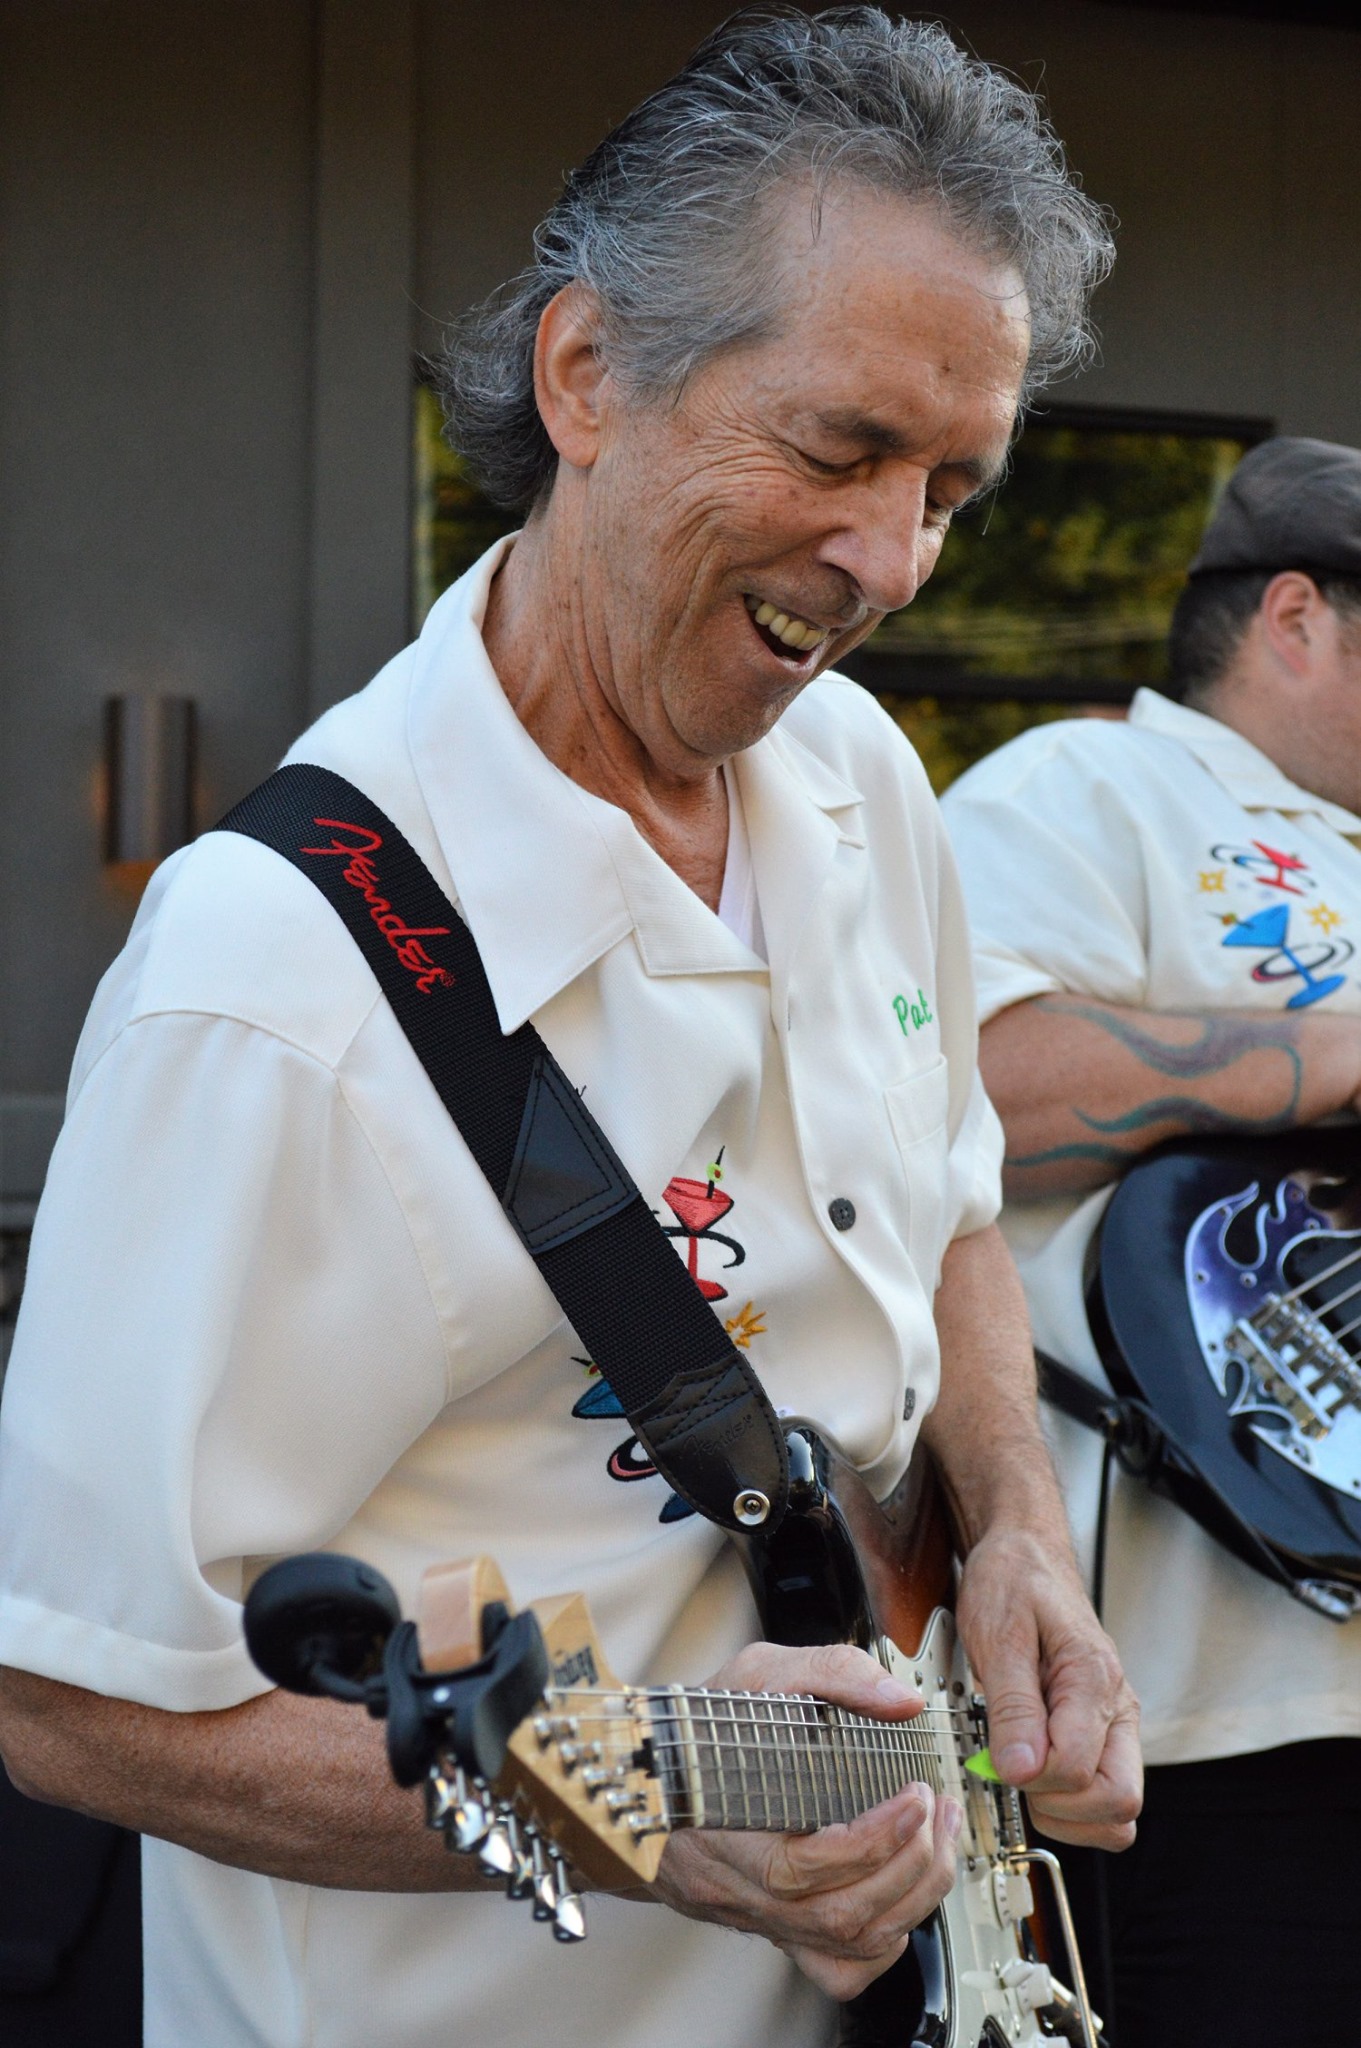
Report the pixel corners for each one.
[722,182,1030,474]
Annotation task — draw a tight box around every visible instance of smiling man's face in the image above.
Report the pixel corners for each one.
[571,183,1030,775]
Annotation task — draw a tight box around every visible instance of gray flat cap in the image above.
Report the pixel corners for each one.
[1189,436,1361,579]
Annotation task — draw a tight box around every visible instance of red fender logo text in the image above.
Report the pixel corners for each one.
[300,818,454,993]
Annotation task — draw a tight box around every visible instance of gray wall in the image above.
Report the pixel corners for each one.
[3,0,1360,1202]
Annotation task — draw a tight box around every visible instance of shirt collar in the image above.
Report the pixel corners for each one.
[406,540,864,1032]
[1128,686,1361,835]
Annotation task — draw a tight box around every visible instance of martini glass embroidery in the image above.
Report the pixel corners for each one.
[568,1156,753,1523]
[1222,901,1351,1010]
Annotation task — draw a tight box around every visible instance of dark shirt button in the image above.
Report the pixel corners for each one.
[828,1197,856,1232]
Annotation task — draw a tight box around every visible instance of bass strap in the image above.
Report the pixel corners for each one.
[216,761,789,1535]
[1035,1346,1325,1613]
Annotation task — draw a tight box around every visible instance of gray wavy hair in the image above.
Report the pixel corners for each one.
[436,6,1114,512]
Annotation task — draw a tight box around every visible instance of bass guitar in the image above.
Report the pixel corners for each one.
[1088,1126,1361,1616]
[244,1424,1100,2048]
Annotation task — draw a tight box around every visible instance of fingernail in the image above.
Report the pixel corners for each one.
[994,1741,1037,1780]
[874,1675,920,1707]
[897,1783,934,1839]
[943,1797,964,1842]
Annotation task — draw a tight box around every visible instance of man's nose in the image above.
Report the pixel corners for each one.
[818,472,931,617]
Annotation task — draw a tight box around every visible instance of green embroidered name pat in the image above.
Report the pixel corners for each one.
[893,989,935,1035]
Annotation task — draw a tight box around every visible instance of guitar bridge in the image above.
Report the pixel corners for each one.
[1225,1294,1361,1440]
[1186,1178,1361,1500]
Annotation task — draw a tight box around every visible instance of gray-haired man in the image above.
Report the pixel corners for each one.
[0,14,1137,2046]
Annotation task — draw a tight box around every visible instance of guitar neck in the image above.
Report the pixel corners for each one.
[646,1684,959,1834]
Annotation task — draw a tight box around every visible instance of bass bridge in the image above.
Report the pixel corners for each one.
[1187,1174,1361,1502]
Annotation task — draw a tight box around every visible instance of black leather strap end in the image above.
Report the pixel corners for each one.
[632,1356,790,1532]
[502,1050,637,1255]
[1035,1348,1120,1435]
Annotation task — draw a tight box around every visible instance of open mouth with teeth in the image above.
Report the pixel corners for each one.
[744,593,830,662]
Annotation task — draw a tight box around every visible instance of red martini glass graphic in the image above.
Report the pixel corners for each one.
[661,1175,739,1301]
[1223,903,1349,1010]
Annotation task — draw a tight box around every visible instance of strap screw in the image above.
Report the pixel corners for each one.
[733,1489,770,1527]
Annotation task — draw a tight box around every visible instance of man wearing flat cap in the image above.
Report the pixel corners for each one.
[943,434,1361,2046]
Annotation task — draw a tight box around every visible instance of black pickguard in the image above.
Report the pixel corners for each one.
[737,1429,953,2048]
[1089,1128,1361,1588]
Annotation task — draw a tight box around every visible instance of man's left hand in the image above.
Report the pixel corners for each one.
[955,1522,1141,1849]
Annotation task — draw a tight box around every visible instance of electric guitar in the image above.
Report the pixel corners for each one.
[244,1425,1100,2048]
[1089,1126,1361,1615]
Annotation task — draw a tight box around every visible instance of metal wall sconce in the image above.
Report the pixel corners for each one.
[103,695,197,865]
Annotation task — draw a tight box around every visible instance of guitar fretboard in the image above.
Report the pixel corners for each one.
[645,1686,963,1833]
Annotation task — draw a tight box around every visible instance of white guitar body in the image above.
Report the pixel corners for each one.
[879,1610,1063,2047]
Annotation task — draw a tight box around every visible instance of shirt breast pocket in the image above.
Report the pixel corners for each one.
[884,1055,951,1287]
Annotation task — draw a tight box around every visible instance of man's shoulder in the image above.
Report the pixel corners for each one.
[84,648,433,1080]
[942,707,1188,812]
[91,832,383,1073]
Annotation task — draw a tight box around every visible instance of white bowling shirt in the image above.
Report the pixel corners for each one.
[0,539,1002,2048]
[943,687,1361,1766]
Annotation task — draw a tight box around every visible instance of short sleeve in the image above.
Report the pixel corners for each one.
[941,733,1152,1025]
[934,816,1005,1242]
[0,1011,448,1712]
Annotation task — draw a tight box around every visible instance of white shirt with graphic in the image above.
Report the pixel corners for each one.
[943,686,1361,1764]
[0,539,1002,2048]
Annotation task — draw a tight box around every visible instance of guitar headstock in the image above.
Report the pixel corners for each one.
[242,1548,671,1945]
[417,1559,671,1906]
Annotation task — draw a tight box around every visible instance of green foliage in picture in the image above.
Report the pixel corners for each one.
[413,382,518,628]
[876,693,1120,796]
[871,423,1252,685]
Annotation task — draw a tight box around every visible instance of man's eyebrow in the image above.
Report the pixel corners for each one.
[812,408,906,454]
[949,453,1008,505]
[811,410,1007,501]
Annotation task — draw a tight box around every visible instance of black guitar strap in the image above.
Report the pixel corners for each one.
[216,762,789,1535]
[1036,1347,1319,1614]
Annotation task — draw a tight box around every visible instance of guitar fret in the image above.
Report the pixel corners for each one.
[778,1696,797,1831]
[705,1694,728,1828]
[830,1706,852,1822]
[734,1693,753,1830]
[750,1698,769,1830]
[805,1699,829,1827]
[801,1702,819,1829]
[863,1713,884,1810]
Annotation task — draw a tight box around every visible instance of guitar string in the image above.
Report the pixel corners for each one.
[545,1685,980,1711]
[544,1686,982,1725]
[1277,1238,1361,1305]
[535,1705,981,1766]
[581,1730,975,1766]
[548,1695,982,1728]
[1274,1240,1361,1348]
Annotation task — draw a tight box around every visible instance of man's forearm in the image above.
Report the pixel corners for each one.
[921,1225,1141,1842]
[982,994,1361,1198]
[920,1224,1070,1555]
[0,1666,485,1891]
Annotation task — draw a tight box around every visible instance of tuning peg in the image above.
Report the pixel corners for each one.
[430,1765,493,1854]
[501,1808,534,1901]
[529,1831,558,1922]
[550,1849,587,1943]
[477,1816,516,1882]
[425,1767,458,1830]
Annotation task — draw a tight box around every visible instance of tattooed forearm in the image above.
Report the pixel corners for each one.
[1009,1096,1302,1171]
[981,994,1361,1197]
[1035,997,1305,1112]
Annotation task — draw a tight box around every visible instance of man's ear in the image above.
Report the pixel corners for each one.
[1260,570,1325,678]
[533,286,608,473]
